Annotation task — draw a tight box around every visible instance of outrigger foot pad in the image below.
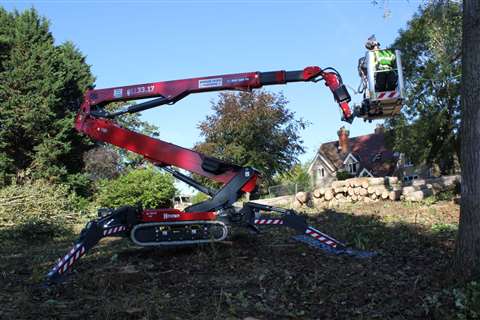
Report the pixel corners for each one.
[292,234,377,258]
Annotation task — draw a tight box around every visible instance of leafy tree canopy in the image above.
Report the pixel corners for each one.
[195,91,308,187]
[0,8,94,186]
[385,1,462,174]
[0,7,159,189]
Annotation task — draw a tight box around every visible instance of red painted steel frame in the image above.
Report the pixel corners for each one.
[141,209,216,222]
[75,67,352,186]
[78,71,263,114]
[322,72,352,120]
[75,114,240,184]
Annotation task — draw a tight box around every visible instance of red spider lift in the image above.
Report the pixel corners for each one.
[46,65,384,283]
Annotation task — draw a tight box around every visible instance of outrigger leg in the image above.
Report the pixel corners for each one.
[46,206,138,284]
[240,202,376,258]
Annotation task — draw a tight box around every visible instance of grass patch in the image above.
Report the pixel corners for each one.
[0,200,466,319]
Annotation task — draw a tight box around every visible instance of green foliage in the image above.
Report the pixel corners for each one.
[454,281,480,320]
[336,171,353,181]
[0,180,81,240]
[385,2,462,174]
[0,8,160,195]
[433,188,458,201]
[190,192,210,204]
[430,222,458,237]
[276,163,312,192]
[65,172,95,198]
[0,8,94,187]
[423,281,480,320]
[195,91,307,187]
[96,166,176,209]
[422,188,459,205]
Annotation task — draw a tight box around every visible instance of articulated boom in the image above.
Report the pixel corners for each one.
[47,65,375,284]
[77,66,353,120]
[74,67,353,186]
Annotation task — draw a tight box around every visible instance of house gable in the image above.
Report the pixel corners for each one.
[308,152,337,187]
[308,152,336,174]
[359,167,374,177]
[309,128,399,182]
[342,153,359,165]
[341,153,360,175]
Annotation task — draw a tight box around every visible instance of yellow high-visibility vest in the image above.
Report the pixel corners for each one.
[375,50,396,70]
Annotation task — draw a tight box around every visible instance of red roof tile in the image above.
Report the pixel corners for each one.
[318,132,397,177]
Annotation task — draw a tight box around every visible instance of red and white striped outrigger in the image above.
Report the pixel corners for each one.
[248,202,347,251]
[46,202,375,284]
[254,218,284,225]
[248,202,374,257]
[48,243,86,278]
[376,90,400,100]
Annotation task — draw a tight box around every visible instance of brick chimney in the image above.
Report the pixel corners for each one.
[374,123,385,135]
[337,126,350,153]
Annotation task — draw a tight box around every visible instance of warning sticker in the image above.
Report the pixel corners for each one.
[113,88,123,98]
[198,78,223,88]
[226,77,249,84]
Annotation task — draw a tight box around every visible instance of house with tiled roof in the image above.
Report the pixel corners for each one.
[308,124,417,187]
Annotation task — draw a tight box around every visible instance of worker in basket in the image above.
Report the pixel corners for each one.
[365,35,398,92]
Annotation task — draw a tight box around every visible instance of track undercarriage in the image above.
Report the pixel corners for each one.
[46,202,375,283]
[131,221,229,246]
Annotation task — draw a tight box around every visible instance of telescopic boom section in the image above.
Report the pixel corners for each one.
[75,66,353,185]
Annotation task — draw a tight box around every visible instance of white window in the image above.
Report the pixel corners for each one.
[317,167,326,179]
[343,153,359,174]
[348,163,357,174]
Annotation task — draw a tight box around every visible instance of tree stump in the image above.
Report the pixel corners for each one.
[296,192,309,204]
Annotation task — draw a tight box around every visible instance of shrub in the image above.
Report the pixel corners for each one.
[191,192,210,204]
[276,163,312,192]
[0,180,80,240]
[96,167,176,209]
[336,171,353,181]
[423,281,480,319]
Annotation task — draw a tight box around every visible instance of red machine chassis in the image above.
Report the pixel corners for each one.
[46,66,374,284]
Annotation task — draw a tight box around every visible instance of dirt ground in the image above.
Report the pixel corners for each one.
[0,200,467,319]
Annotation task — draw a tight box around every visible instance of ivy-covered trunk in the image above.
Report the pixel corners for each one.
[455,0,480,279]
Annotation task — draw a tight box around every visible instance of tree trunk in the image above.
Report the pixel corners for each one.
[455,0,480,280]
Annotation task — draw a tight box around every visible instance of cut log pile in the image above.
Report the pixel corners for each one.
[293,175,460,208]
